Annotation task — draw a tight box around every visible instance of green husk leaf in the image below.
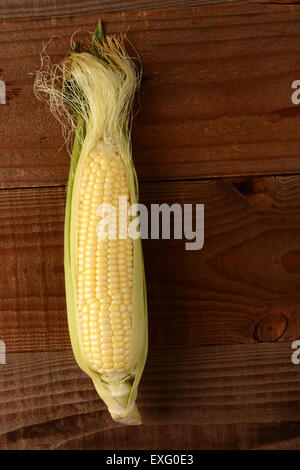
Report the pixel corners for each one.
[91,20,105,59]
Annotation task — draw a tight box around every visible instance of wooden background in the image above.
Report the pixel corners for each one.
[1,0,300,450]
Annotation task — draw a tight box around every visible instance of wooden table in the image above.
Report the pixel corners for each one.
[1,0,300,450]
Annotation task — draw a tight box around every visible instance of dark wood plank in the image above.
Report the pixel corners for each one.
[1,176,300,352]
[1,343,300,449]
[0,186,69,351]
[0,1,228,19]
[0,1,292,20]
[1,5,300,187]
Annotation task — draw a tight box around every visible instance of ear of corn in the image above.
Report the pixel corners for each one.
[35,22,148,425]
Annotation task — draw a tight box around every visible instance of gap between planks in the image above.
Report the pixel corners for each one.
[1,172,300,192]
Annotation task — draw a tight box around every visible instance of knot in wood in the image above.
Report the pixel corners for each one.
[254,313,287,342]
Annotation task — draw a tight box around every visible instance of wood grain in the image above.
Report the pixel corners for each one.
[1,2,300,450]
[1,176,300,352]
[0,1,234,19]
[1,342,300,449]
[1,0,293,20]
[1,4,300,187]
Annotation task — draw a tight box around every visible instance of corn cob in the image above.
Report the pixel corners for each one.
[77,146,133,376]
[35,22,148,424]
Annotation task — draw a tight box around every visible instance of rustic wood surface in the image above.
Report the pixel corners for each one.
[1,4,300,186]
[1,177,300,353]
[1,343,300,450]
[0,0,291,20]
[1,1,300,450]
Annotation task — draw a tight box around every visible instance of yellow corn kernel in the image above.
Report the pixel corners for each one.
[76,148,133,375]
